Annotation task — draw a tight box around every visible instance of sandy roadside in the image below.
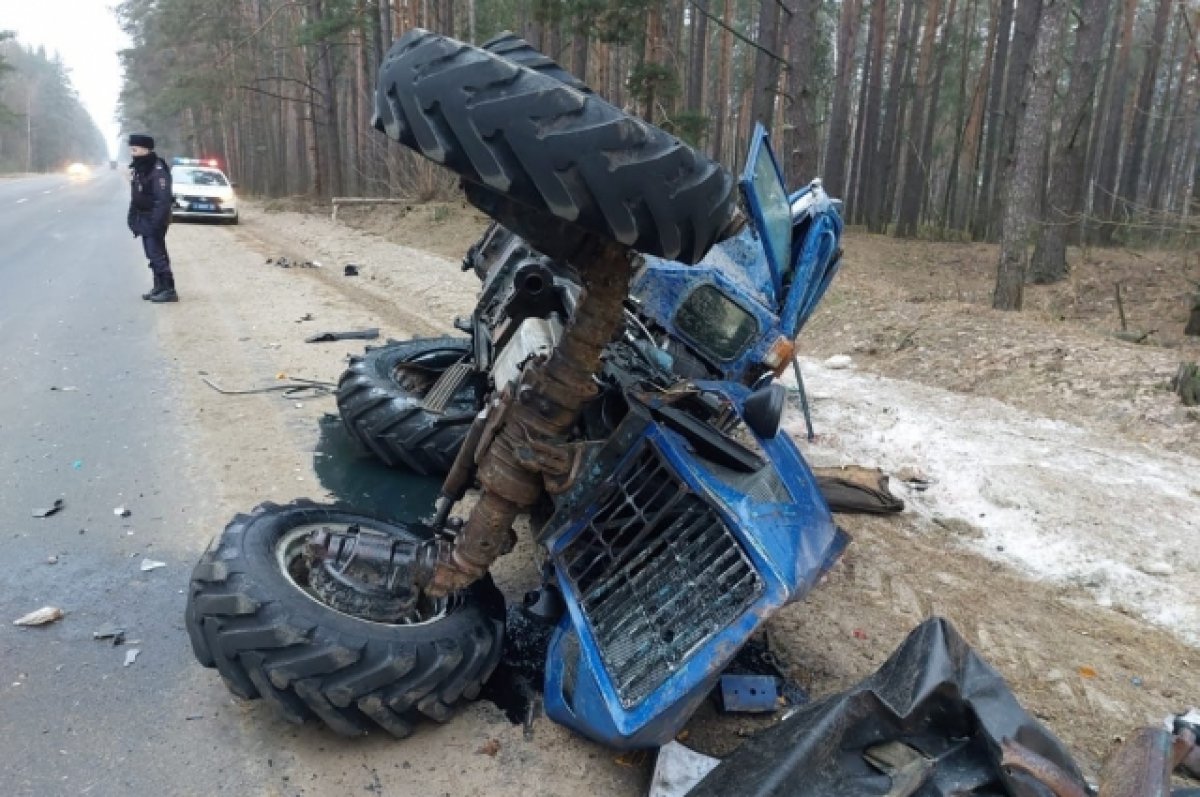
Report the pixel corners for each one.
[152,204,1200,792]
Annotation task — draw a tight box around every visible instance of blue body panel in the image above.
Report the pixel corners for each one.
[629,126,844,383]
[541,382,848,749]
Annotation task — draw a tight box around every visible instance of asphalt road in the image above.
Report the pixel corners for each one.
[0,171,263,795]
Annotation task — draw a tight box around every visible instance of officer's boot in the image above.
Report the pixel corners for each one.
[150,275,178,303]
[142,273,162,300]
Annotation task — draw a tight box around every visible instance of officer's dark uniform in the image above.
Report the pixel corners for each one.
[128,146,176,301]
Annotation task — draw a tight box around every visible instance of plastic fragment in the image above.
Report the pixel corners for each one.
[14,607,64,626]
[140,559,167,572]
[32,499,65,518]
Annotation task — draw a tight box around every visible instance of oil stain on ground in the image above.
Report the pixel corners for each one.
[312,413,442,522]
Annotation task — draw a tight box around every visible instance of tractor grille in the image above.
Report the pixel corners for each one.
[559,441,763,708]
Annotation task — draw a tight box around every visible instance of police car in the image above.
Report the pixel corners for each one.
[170,158,239,224]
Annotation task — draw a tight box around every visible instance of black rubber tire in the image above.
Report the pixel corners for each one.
[185,500,505,738]
[374,28,737,265]
[480,32,591,92]
[336,337,479,475]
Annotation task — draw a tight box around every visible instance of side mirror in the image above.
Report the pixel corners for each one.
[743,383,785,439]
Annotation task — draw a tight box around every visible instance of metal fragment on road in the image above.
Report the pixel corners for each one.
[92,624,126,646]
[32,499,65,518]
[14,607,64,626]
[113,506,131,518]
[123,649,141,667]
[714,674,781,713]
[140,559,167,572]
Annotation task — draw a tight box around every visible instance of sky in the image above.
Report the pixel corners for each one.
[3,1,130,158]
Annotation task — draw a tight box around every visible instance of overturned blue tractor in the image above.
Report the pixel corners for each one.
[186,29,847,750]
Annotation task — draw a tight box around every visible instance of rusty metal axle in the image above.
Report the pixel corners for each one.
[423,235,634,597]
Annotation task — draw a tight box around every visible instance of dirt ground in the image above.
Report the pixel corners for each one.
[158,201,1199,794]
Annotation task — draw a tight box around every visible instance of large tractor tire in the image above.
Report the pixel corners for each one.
[373,28,738,265]
[336,337,481,476]
[185,500,505,738]
[480,31,591,92]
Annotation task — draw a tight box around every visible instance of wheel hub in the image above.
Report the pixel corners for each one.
[297,525,440,623]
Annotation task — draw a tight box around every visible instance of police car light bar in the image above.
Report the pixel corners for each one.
[173,157,220,167]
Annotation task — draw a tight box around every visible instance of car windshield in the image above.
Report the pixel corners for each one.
[173,168,228,187]
[750,149,791,278]
[674,285,759,361]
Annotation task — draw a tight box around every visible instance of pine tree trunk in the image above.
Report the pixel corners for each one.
[949,0,989,232]
[1093,0,1137,245]
[895,0,946,238]
[1028,0,1112,283]
[972,0,1014,239]
[994,0,1069,310]
[849,13,875,222]
[822,0,862,198]
[749,0,783,134]
[987,0,1042,241]
[685,0,708,114]
[1118,0,1173,212]
[855,0,888,226]
[571,30,588,82]
[1148,12,1185,211]
[916,0,955,229]
[713,0,735,164]
[868,0,919,233]
[784,0,819,183]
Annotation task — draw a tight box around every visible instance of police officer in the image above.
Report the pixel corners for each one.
[127,134,177,302]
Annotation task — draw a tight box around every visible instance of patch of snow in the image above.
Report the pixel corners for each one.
[783,359,1200,647]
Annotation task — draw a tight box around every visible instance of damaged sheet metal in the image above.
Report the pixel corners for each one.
[690,618,1089,797]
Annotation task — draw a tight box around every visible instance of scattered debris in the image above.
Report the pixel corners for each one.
[852,628,869,640]
[475,738,501,757]
[343,264,359,276]
[49,386,78,392]
[92,624,126,646]
[184,714,204,721]
[304,328,380,344]
[46,555,58,565]
[200,374,335,398]
[139,558,167,572]
[269,256,321,269]
[689,619,1089,797]
[1138,561,1174,577]
[1113,329,1156,345]
[32,499,64,518]
[71,460,83,470]
[1077,665,1098,679]
[14,607,64,627]
[813,466,905,514]
[714,674,780,713]
[123,648,140,667]
[295,313,314,323]
[648,741,720,797]
[824,354,853,369]
[894,465,929,485]
[113,506,131,518]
